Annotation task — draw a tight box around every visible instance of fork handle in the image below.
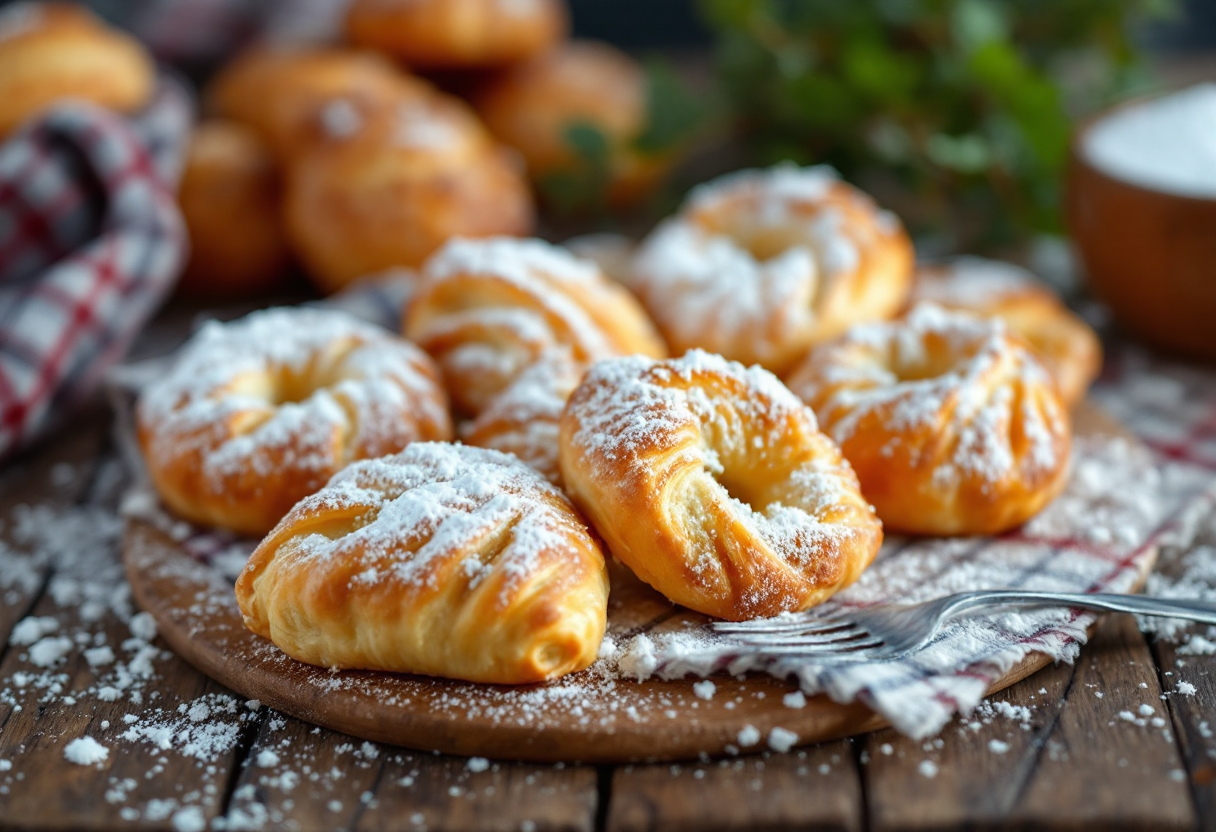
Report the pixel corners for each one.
[946,591,1216,625]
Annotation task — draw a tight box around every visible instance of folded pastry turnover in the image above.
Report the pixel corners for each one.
[235,442,610,684]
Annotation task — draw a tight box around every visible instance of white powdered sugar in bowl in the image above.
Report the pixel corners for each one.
[1083,83,1216,199]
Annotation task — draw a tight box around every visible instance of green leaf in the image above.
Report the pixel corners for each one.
[634,59,714,155]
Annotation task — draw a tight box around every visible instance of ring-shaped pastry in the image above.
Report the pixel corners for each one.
[138,308,453,535]
[909,257,1102,408]
[559,350,883,621]
[236,442,609,684]
[786,303,1072,536]
[630,164,914,376]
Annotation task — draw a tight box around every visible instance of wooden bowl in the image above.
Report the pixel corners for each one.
[1066,99,1216,359]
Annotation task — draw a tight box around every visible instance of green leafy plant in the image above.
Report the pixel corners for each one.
[699,0,1174,246]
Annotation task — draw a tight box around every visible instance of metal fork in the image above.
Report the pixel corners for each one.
[711,591,1216,662]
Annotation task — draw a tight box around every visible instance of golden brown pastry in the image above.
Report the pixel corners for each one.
[235,442,609,684]
[475,40,673,208]
[630,164,915,376]
[462,350,585,485]
[138,308,453,536]
[345,0,567,69]
[786,303,1071,536]
[405,236,666,418]
[559,350,883,621]
[0,2,154,137]
[281,96,534,294]
[909,257,1102,408]
[207,45,430,160]
[176,120,292,300]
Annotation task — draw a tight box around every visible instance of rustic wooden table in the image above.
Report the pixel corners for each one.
[1,306,1214,832]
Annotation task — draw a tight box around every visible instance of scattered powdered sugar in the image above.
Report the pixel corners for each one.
[988,739,1010,754]
[1084,83,1216,199]
[63,736,110,767]
[918,760,939,778]
[1177,681,1198,697]
[692,680,717,701]
[319,97,363,139]
[426,236,603,291]
[9,616,59,646]
[767,727,799,753]
[736,725,761,747]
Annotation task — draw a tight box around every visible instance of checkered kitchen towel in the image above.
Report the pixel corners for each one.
[114,286,1216,739]
[0,76,193,461]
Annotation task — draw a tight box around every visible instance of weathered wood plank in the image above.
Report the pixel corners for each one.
[357,754,598,832]
[0,421,107,652]
[220,715,385,831]
[0,448,260,832]
[863,614,1195,832]
[607,739,861,832]
[1153,636,1216,825]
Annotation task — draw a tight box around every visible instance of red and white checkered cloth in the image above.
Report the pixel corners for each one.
[0,76,193,461]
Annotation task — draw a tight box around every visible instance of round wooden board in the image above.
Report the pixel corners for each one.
[122,403,1155,763]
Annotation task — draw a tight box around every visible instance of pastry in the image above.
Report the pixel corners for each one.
[137,308,453,536]
[405,236,666,418]
[235,442,609,684]
[476,41,673,208]
[282,97,533,294]
[909,257,1102,408]
[786,303,1071,536]
[559,350,883,621]
[345,0,566,70]
[207,45,429,160]
[0,2,153,137]
[462,350,585,485]
[630,164,914,376]
[176,120,292,300]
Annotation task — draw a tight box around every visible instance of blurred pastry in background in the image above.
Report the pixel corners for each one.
[908,257,1102,408]
[345,0,567,70]
[476,41,673,210]
[207,46,428,160]
[0,2,154,138]
[564,233,636,284]
[283,94,534,294]
[176,120,292,300]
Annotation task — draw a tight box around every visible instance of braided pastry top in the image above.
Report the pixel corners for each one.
[631,164,913,375]
[236,442,609,684]
[137,308,452,535]
[559,350,883,621]
[786,303,1071,535]
[405,236,665,417]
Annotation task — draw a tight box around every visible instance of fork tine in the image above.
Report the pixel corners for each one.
[729,626,868,648]
[764,638,887,658]
[713,612,852,635]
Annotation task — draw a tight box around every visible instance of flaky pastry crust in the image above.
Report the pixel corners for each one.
[345,0,567,69]
[406,237,666,418]
[137,308,453,536]
[909,257,1102,409]
[235,443,609,684]
[631,164,914,376]
[786,303,1072,536]
[0,2,153,138]
[559,350,883,621]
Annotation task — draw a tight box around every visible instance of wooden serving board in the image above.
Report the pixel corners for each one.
[122,404,1154,763]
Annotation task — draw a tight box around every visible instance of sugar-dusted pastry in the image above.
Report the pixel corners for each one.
[631,164,914,376]
[207,45,430,160]
[138,308,453,536]
[0,2,154,137]
[406,236,666,418]
[476,41,672,209]
[909,257,1102,408]
[462,350,585,485]
[282,96,534,294]
[559,350,883,621]
[235,442,609,684]
[176,120,291,300]
[786,303,1071,536]
[346,0,566,69]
